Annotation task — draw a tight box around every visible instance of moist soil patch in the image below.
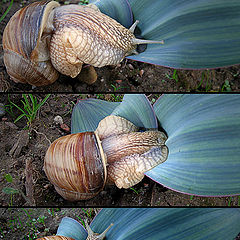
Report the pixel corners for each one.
[1,0,240,92]
[0,94,239,207]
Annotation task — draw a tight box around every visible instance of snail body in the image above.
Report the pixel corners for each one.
[3,1,164,86]
[44,115,168,201]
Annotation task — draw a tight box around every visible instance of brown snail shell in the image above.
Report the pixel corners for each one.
[3,1,163,86]
[2,1,60,86]
[44,132,107,201]
[44,115,168,201]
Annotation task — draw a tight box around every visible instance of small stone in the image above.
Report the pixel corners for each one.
[54,116,63,125]
[2,117,7,121]
[43,184,51,189]
[60,123,70,133]
[139,69,144,77]
[128,64,134,70]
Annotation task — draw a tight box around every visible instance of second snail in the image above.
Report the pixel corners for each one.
[2,0,163,86]
[44,115,168,201]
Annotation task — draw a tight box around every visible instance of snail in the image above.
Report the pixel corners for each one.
[37,220,113,240]
[44,115,168,201]
[3,1,164,86]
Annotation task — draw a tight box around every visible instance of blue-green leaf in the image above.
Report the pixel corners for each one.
[56,217,87,240]
[89,0,133,28]
[90,208,240,240]
[111,94,158,129]
[127,0,240,68]
[92,0,240,69]
[71,98,120,134]
[149,94,240,196]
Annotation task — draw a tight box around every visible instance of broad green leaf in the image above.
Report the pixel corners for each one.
[2,187,19,194]
[111,94,158,129]
[71,98,120,133]
[89,0,133,28]
[149,94,240,196]
[57,217,87,240]
[89,208,240,240]
[4,173,13,183]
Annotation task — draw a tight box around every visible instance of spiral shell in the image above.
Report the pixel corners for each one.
[2,1,60,86]
[44,132,107,201]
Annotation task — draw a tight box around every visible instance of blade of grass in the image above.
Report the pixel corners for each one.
[20,100,31,117]
[0,0,13,23]
[14,113,26,123]
[29,94,36,112]
[36,94,51,111]
[22,95,32,114]
[8,99,26,115]
[33,94,51,120]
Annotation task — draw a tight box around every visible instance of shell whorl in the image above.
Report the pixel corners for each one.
[2,0,60,86]
[44,132,107,201]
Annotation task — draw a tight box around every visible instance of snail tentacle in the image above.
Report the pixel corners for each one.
[129,20,139,33]
[85,219,113,240]
[131,38,164,45]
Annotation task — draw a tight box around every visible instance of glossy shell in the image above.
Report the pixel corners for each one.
[2,1,59,86]
[44,132,107,201]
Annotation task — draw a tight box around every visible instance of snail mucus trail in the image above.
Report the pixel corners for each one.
[44,115,168,201]
[2,1,164,86]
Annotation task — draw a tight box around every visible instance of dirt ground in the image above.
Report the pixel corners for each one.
[1,0,240,92]
[0,93,239,207]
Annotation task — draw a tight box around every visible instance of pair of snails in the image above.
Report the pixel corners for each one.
[44,115,168,201]
[3,0,163,86]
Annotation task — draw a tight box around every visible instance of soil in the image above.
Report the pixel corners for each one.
[0,93,239,207]
[1,0,240,92]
